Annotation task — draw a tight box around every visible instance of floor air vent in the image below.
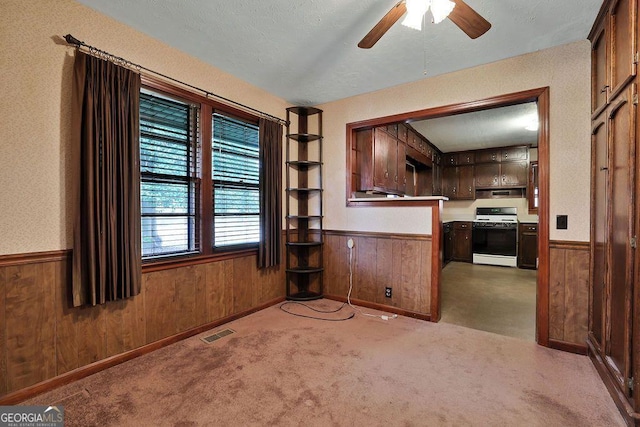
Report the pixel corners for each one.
[201,328,235,344]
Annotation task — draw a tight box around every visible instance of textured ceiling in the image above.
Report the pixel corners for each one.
[411,102,539,152]
[75,0,602,106]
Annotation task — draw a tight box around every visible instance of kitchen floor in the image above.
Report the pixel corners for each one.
[441,262,537,341]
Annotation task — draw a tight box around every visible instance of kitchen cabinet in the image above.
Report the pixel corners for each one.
[591,0,637,117]
[517,223,538,269]
[443,165,474,200]
[528,161,539,214]
[475,146,527,163]
[356,127,407,194]
[443,222,453,266]
[475,161,527,188]
[452,222,472,262]
[588,2,639,421]
[432,153,443,195]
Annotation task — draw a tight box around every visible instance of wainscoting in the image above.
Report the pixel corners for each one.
[548,240,590,353]
[0,250,284,399]
[323,230,433,319]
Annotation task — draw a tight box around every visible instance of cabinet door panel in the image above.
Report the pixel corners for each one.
[475,163,500,188]
[501,161,528,187]
[476,149,501,163]
[591,117,607,347]
[592,22,609,115]
[453,229,472,262]
[609,0,636,99]
[373,128,393,190]
[397,142,406,193]
[607,88,635,391]
[458,166,475,199]
[502,146,528,161]
[443,167,457,199]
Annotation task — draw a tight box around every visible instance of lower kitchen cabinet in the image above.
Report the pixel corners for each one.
[453,221,472,262]
[518,223,538,269]
[443,222,453,266]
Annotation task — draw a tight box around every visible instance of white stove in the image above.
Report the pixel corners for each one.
[472,207,518,267]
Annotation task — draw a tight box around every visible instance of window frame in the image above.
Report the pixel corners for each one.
[141,76,261,272]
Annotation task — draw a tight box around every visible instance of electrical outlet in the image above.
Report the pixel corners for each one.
[385,287,392,298]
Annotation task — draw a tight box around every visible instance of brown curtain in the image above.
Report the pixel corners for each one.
[258,118,283,268]
[71,51,142,307]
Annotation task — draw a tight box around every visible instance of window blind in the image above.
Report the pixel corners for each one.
[140,91,199,257]
[212,113,260,247]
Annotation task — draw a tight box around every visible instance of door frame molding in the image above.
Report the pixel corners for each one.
[344,87,551,346]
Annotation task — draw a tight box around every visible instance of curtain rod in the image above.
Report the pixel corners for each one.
[64,34,288,126]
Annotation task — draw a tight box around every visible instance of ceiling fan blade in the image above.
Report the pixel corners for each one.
[448,0,491,39]
[358,0,407,49]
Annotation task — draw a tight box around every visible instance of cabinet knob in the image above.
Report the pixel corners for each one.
[600,85,610,94]
[394,175,398,182]
[600,166,608,171]
[468,186,472,193]
[502,175,506,181]
[384,171,389,178]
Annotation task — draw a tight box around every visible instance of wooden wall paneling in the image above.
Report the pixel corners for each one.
[204,260,233,322]
[549,247,566,341]
[105,294,146,359]
[400,240,424,313]
[420,239,432,312]
[174,265,207,334]
[5,263,56,392]
[375,238,394,305]
[563,249,590,344]
[73,304,107,369]
[232,256,256,313]
[144,269,177,344]
[391,240,404,308]
[323,234,340,295]
[0,267,7,395]
[55,259,80,375]
[355,237,377,302]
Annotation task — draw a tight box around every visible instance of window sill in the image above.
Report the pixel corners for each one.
[142,248,258,273]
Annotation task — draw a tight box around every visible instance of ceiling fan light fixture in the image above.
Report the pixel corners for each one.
[402,0,430,31]
[430,0,456,24]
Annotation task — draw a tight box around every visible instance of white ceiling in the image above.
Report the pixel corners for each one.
[411,102,539,152]
[75,0,602,106]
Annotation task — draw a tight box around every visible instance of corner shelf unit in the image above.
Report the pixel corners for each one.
[285,106,324,301]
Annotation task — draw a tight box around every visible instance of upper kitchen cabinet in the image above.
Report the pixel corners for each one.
[590,0,637,117]
[356,127,406,194]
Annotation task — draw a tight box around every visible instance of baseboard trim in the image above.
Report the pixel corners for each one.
[0,296,285,405]
[587,337,640,425]
[324,294,431,322]
[549,339,587,355]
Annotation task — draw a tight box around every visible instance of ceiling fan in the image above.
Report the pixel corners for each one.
[358,0,491,49]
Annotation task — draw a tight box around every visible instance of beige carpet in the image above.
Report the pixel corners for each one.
[441,262,537,340]
[23,300,622,426]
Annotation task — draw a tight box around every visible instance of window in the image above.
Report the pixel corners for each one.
[140,85,261,261]
[212,114,260,247]
[140,91,199,258]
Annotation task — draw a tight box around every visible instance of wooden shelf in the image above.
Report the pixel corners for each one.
[285,106,324,301]
[286,266,324,274]
[286,133,322,143]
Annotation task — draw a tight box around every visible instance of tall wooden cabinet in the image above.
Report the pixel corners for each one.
[285,107,324,301]
[588,1,639,424]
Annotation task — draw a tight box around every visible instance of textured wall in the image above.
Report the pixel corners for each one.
[0,0,289,255]
[319,41,591,242]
